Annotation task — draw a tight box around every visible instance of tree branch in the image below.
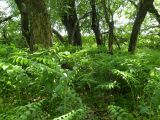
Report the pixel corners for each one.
[141,25,160,31]
[0,15,14,24]
[52,28,65,43]
[128,0,138,8]
[79,11,91,21]
[128,0,160,25]
[149,5,160,25]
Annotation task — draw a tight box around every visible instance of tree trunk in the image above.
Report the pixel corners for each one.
[15,0,52,51]
[90,0,104,46]
[61,0,82,46]
[108,22,114,54]
[14,0,33,50]
[102,0,120,54]
[128,0,154,53]
[28,0,52,49]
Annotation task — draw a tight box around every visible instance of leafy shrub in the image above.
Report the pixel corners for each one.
[0,43,160,120]
[0,100,49,120]
[108,105,135,120]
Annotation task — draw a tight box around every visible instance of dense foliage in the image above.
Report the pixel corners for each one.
[0,0,160,119]
[0,40,160,119]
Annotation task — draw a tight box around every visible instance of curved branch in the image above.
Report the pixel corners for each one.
[52,28,64,43]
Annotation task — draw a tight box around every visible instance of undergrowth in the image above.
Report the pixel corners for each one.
[0,44,160,119]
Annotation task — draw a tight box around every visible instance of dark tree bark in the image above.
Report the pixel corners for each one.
[102,0,120,54]
[28,0,53,49]
[90,0,104,46]
[14,0,32,50]
[61,0,82,46]
[15,0,52,51]
[128,0,154,53]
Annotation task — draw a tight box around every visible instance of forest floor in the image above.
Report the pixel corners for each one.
[0,43,160,120]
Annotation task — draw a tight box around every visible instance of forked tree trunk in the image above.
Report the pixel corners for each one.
[128,0,154,52]
[61,0,82,46]
[102,0,120,54]
[102,0,114,53]
[90,0,104,46]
